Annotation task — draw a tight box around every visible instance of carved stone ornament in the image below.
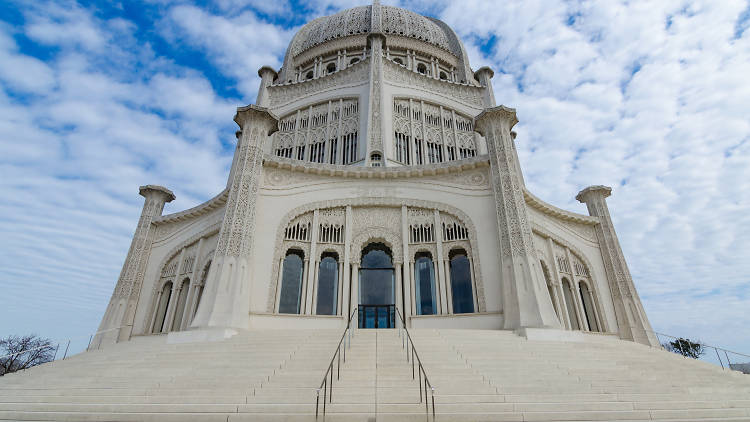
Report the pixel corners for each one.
[265,197,486,313]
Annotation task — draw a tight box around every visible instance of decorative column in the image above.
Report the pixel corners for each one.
[94,185,175,347]
[148,290,164,334]
[191,106,277,329]
[350,262,360,316]
[164,248,186,332]
[443,259,453,314]
[576,185,659,346]
[342,206,353,319]
[400,206,412,324]
[475,106,560,330]
[395,262,403,321]
[365,27,385,164]
[306,209,320,314]
[434,210,448,314]
[565,247,587,330]
[474,67,496,108]
[546,238,570,329]
[181,238,204,330]
[255,66,278,108]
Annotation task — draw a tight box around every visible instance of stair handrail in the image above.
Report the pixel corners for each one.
[395,307,436,419]
[640,327,750,371]
[315,307,358,419]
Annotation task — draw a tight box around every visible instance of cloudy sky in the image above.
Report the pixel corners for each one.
[1,0,749,358]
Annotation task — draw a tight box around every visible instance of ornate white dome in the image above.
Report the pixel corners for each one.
[278,3,475,84]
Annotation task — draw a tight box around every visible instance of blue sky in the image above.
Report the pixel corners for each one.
[1,0,749,357]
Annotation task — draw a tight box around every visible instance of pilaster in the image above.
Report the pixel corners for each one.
[365,32,385,163]
[475,106,559,330]
[94,185,175,347]
[576,185,659,346]
[191,105,277,329]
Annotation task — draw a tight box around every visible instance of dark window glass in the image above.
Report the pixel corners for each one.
[155,282,172,333]
[450,250,475,314]
[316,255,338,315]
[415,254,436,315]
[579,282,599,332]
[279,251,304,314]
[360,243,394,305]
[562,279,579,330]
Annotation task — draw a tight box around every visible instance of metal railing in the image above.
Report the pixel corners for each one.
[0,326,125,375]
[647,328,750,372]
[395,307,436,420]
[315,307,358,419]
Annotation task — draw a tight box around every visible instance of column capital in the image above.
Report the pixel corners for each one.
[474,105,519,135]
[139,185,175,202]
[233,105,278,134]
[257,66,278,79]
[474,66,494,81]
[576,185,612,203]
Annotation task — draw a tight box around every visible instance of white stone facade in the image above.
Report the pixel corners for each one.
[94,1,657,348]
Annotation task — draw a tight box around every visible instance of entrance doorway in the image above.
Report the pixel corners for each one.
[358,243,395,328]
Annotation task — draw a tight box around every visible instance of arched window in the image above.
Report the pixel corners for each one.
[540,261,559,318]
[316,253,339,315]
[305,71,314,80]
[153,281,172,333]
[172,278,190,331]
[393,58,403,65]
[350,57,360,65]
[193,260,210,318]
[370,153,382,167]
[360,243,394,306]
[449,249,474,314]
[326,63,336,73]
[439,72,447,80]
[279,250,305,314]
[579,281,600,332]
[414,252,437,315]
[417,63,427,74]
[562,278,580,330]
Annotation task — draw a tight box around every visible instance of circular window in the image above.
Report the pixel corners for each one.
[440,72,447,80]
[417,63,427,74]
[326,63,336,73]
[305,71,313,80]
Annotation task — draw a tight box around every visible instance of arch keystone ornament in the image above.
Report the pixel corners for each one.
[475,106,560,330]
[576,185,659,346]
[191,105,278,330]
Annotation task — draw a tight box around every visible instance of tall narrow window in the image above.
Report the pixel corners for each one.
[414,252,437,315]
[579,281,600,332]
[562,278,580,330]
[279,250,305,314]
[172,278,190,331]
[316,253,339,315]
[450,249,475,314]
[153,281,172,333]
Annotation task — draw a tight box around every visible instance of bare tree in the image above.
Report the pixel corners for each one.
[0,335,56,376]
[663,337,706,359]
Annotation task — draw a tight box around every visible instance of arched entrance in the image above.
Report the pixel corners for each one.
[358,243,395,328]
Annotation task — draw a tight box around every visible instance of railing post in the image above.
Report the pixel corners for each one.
[62,340,71,360]
[87,335,93,351]
[53,344,59,361]
[418,364,422,402]
[431,387,436,419]
[315,389,320,420]
[715,347,724,370]
[330,362,334,402]
[323,379,327,416]
[725,350,732,368]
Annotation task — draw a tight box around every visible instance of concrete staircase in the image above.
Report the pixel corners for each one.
[0,328,749,421]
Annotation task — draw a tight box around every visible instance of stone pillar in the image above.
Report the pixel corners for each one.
[181,238,204,329]
[255,66,278,108]
[191,106,277,329]
[351,263,360,316]
[433,210,448,314]
[95,185,175,347]
[565,247,587,330]
[342,206,353,318]
[365,30,385,163]
[306,210,320,314]
[400,206,412,323]
[164,248,186,332]
[475,106,560,330]
[545,238,569,329]
[474,67,496,108]
[443,259,453,314]
[576,185,659,346]
[395,262,403,320]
